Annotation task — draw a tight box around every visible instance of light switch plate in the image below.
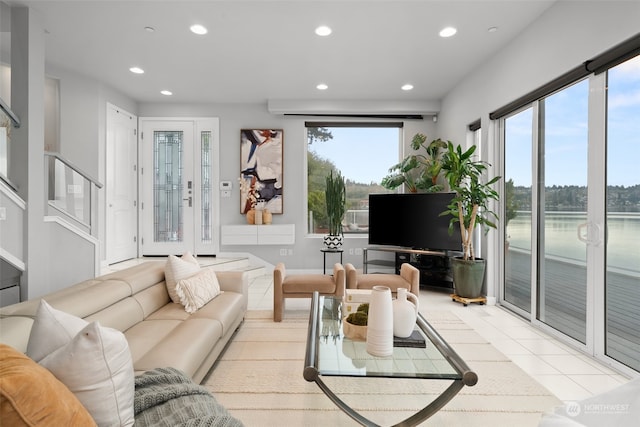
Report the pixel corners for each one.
[0,207,6,221]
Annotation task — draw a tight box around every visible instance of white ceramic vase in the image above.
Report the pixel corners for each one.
[392,288,419,338]
[366,285,394,357]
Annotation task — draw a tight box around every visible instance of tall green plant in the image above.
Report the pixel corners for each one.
[441,142,501,260]
[325,170,346,236]
[381,133,446,193]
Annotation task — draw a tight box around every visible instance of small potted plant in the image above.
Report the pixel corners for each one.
[324,170,346,249]
[381,133,447,193]
[441,142,501,298]
[343,303,368,341]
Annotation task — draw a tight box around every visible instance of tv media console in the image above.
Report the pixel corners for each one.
[363,246,459,290]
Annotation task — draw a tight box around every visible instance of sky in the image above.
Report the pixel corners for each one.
[506,55,640,188]
[309,127,399,185]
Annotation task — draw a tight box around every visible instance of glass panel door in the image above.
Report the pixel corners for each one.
[141,121,194,255]
[140,118,219,256]
[504,108,533,314]
[537,80,589,344]
[605,56,640,370]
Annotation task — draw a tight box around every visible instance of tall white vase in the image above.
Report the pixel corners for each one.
[392,288,419,338]
[366,286,394,357]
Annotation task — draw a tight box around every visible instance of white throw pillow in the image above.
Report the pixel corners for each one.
[164,252,200,303]
[175,268,222,314]
[39,321,135,427]
[26,300,89,363]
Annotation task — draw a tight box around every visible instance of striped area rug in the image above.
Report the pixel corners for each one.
[204,309,561,426]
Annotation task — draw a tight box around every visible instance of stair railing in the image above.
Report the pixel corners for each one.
[44,152,103,236]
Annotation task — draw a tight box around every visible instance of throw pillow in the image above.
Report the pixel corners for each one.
[175,268,222,314]
[39,322,135,427]
[26,299,89,363]
[164,252,200,303]
[0,344,97,426]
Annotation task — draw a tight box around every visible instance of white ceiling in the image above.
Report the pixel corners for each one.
[9,0,556,105]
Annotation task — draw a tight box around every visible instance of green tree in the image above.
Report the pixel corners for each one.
[307,127,333,145]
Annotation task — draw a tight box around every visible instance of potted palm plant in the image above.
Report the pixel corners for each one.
[381,133,446,193]
[441,142,501,298]
[324,170,346,249]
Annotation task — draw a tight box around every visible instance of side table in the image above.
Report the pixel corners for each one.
[320,249,343,274]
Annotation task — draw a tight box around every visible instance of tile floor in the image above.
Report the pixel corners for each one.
[104,257,632,404]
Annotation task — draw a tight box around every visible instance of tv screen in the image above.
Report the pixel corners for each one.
[368,193,462,251]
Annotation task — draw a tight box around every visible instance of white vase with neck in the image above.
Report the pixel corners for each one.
[392,288,419,338]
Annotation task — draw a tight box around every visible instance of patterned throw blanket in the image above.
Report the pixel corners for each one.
[134,367,244,427]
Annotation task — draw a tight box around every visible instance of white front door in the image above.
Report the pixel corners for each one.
[106,104,138,264]
[139,118,219,256]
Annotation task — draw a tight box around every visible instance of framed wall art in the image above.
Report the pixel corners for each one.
[240,129,283,214]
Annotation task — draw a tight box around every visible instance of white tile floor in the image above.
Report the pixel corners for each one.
[104,257,633,404]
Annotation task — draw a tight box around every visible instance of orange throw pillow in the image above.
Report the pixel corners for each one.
[0,344,96,426]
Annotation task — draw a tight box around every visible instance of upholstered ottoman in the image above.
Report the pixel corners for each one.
[273,263,345,321]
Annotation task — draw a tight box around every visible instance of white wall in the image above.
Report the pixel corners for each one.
[438,1,640,144]
[139,102,436,270]
[436,1,640,299]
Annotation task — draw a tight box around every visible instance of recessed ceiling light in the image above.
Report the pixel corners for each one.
[439,26,457,38]
[488,26,498,33]
[401,84,414,91]
[190,24,208,35]
[315,25,332,36]
[144,26,155,33]
[160,90,172,96]
[129,67,144,74]
[316,83,328,90]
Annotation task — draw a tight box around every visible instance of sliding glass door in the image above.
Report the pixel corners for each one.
[501,54,640,372]
[604,56,640,371]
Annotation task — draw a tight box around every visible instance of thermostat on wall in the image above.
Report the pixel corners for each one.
[220,181,232,190]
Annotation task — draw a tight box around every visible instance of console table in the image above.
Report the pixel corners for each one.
[304,292,477,426]
[363,246,459,290]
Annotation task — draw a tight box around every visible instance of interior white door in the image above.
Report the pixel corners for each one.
[106,104,138,264]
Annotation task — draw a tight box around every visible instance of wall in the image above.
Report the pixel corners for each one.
[436,1,640,299]
[46,64,137,265]
[139,102,436,271]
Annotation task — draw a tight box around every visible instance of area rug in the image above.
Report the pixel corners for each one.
[203,309,561,426]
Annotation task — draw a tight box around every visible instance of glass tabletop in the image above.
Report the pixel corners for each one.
[311,295,466,381]
[304,292,477,426]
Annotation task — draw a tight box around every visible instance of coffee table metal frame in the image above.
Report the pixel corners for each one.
[303,291,477,427]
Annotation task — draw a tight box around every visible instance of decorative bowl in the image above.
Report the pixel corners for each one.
[342,318,367,341]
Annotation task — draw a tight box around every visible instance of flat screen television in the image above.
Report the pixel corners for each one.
[368,192,462,251]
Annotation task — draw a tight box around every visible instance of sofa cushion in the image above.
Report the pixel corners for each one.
[175,268,222,314]
[165,252,200,303]
[39,321,135,427]
[132,318,222,378]
[0,344,97,426]
[191,291,246,336]
[26,300,88,363]
[124,319,182,365]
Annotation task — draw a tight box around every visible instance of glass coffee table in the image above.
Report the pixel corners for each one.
[304,292,477,427]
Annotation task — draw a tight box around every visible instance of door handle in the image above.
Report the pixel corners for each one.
[183,196,192,207]
[577,222,602,246]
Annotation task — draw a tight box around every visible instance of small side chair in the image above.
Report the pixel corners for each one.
[273,262,345,322]
[344,262,420,296]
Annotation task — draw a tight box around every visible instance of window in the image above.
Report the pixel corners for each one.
[306,123,400,235]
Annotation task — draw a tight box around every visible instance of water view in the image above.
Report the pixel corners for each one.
[507,211,639,274]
